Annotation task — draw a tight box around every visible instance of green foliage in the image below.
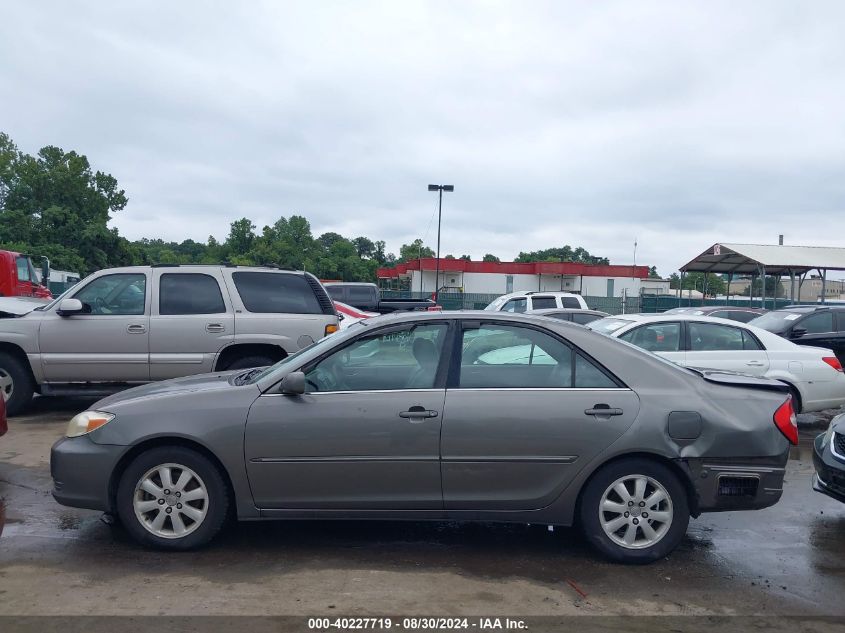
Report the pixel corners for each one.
[515,245,609,265]
[482,253,500,262]
[399,239,435,262]
[669,272,726,296]
[742,277,784,298]
[648,266,660,278]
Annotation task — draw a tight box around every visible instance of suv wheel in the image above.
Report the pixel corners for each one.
[579,458,689,564]
[225,355,275,371]
[0,352,35,416]
[116,446,229,550]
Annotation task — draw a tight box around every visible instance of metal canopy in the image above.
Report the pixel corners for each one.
[680,243,845,276]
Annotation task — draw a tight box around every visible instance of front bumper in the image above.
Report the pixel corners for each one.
[812,433,845,504]
[51,436,125,512]
[685,446,790,513]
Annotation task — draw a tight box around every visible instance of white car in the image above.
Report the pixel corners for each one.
[334,301,378,330]
[485,291,589,313]
[588,313,845,413]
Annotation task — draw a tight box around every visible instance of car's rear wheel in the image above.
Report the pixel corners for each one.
[116,446,229,550]
[225,355,275,371]
[0,352,35,416]
[579,458,689,564]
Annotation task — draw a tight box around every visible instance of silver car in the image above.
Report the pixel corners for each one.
[51,311,797,563]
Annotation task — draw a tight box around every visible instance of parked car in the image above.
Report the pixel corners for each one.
[0,265,338,415]
[0,250,52,299]
[485,291,589,312]
[662,305,766,323]
[588,314,845,413]
[51,311,796,563]
[0,385,6,439]
[334,301,379,330]
[529,308,609,325]
[749,306,845,365]
[813,413,845,503]
[324,282,436,314]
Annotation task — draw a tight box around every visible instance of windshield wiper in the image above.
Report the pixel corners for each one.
[234,368,264,385]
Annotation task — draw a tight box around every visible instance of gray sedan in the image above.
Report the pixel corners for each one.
[51,311,797,563]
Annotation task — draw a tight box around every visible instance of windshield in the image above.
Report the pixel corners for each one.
[747,310,808,333]
[586,317,635,335]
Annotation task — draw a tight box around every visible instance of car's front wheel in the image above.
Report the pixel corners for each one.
[116,446,229,550]
[579,457,690,564]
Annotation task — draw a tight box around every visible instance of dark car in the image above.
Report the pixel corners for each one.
[324,282,436,314]
[749,305,845,364]
[813,414,845,503]
[663,306,767,323]
[529,308,610,326]
[50,311,798,563]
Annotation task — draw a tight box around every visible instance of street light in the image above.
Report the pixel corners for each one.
[427,184,454,303]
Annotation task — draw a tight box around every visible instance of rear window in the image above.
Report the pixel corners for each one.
[348,286,374,302]
[572,312,602,325]
[160,273,226,315]
[325,285,344,300]
[531,296,556,309]
[561,297,582,309]
[232,272,323,314]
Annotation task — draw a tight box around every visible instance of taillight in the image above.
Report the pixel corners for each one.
[773,396,798,445]
[822,356,843,372]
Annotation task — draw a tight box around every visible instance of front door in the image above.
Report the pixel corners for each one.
[149,270,234,379]
[38,272,150,382]
[441,322,640,510]
[685,321,770,376]
[244,322,450,509]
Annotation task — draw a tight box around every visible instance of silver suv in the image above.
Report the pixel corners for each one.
[0,265,338,414]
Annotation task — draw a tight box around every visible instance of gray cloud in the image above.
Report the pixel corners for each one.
[2,0,844,277]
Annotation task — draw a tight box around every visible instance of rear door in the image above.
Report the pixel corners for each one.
[685,321,769,376]
[149,270,234,380]
[793,311,838,355]
[441,321,639,511]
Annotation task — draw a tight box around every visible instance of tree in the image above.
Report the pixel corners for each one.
[648,266,660,278]
[226,218,256,255]
[352,236,376,259]
[743,277,784,298]
[515,245,608,265]
[459,254,472,261]
[399,239,435,262]
[482,254,500,262]
[669,272,726,296]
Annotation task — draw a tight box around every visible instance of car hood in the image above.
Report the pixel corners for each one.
[0,296,49,317]
[94,371,245,410]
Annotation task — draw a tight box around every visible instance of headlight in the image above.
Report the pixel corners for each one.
[66,411,115,438]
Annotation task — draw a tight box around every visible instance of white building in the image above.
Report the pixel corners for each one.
[377,258,650,298]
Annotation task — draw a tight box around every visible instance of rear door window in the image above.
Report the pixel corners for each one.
[561,297,582,309]
[325,285,344,300]
[159,274,226,315]
[348,286,374,303]
[689,322,745,351]
[232,272,322,314]
[531,296,556,309]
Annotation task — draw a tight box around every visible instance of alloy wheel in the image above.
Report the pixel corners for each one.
[0,368,13,401]
[133,463,209,539]
[599,474,673,549]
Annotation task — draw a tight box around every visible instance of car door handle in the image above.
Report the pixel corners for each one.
[585,404,623,417]
[126,324,146,334]
[206,323,225,333]
[746,361,765,366]
[399,406,439,422]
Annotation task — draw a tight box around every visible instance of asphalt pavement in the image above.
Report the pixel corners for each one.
[0,397,843,621]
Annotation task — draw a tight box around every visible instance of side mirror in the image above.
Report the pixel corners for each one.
[57,298,86,316]
[790,327,807,339]
[278,371,306,395]
[40,257,50,283]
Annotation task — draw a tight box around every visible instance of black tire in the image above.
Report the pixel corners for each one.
[578,457,690,564]
[0,352,35,416]
[116,446,230,550]
[224,355,275,371]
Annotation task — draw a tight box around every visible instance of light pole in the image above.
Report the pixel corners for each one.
[427,184,453,303]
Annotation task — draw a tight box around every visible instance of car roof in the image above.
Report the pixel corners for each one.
[92,265,308,275]
[352,309,585,329]
[529,308,607,315]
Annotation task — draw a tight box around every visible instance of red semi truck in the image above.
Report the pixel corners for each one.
[0,250,52,299]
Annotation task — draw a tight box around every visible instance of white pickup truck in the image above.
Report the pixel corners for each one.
[0,265,338,414]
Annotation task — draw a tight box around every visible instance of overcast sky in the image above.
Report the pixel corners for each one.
[2,0,845,276]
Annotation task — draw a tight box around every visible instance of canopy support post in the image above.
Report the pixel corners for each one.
[821,268,827,305]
